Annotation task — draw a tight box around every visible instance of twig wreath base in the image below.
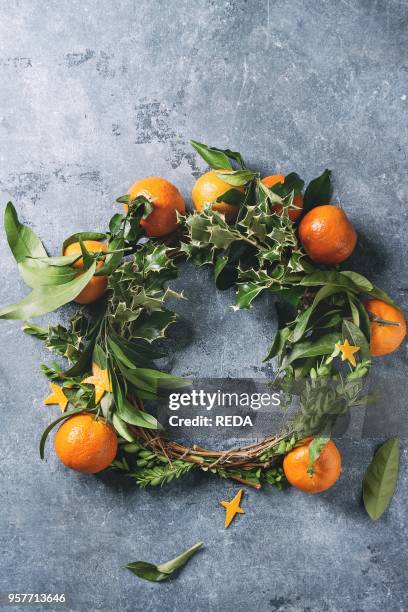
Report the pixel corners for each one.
[1,140,401,490]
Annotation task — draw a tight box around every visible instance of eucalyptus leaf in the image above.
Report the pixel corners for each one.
[126,542,203,582]
[4,201,47,263]
[0,262,96,320]
[363,437,400,520]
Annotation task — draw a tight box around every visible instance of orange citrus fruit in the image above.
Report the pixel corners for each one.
[55,413,118,473]
[125,177,185,237]
[283,438,342,494]
[298,204,357,265]
[364,299,407,356]
[192,170,243,223]
[262,174,303,221]
[64,240,108,304]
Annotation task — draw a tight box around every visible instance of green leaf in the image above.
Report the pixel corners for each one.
[215,188,246,207]
[4,201,47,263]
[300,271,360,293]
[62,231,106,253]
[79,238,94,269]
[18,258,78,288]
[39,409,83,459]
[93,344,107,369]
[22,322,48,340]
[0,261,96,319]
[342,319,370,360]
[234,282,264,310]
[208,226,238,250]
[116,398,161,429]
[367,285,398,308]
[126,542,203,582]
[215,170,254,186]
[308,437,330,469]
[340,271,373,293]
[303,170,333,213]
[363,437,400,520]
[116,194,130,204]
[290,284,354,343]
[112,413,135,442]
[94,233,125,276]
[263,327,291,361]
[29,254,81,266]
[191,140,244,170]
[281,332,339,368]
[132,310,177,342]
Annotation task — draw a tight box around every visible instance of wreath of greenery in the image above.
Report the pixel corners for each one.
[0,141,396,490]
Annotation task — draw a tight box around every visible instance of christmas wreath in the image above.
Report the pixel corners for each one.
[1,141,405,494]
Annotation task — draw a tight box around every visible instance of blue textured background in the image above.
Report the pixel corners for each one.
[0,1,407,610]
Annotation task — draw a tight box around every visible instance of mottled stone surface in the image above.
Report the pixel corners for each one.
[0,1,407,610]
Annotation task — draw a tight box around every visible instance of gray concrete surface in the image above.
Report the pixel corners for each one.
[0,1,407,610]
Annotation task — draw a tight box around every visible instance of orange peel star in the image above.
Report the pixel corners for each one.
[82,364,112,404]
[43,382,69,412]
[220,488,245,528]
[335,339,360,367]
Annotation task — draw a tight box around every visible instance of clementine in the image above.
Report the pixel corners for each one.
[298,204,357,265]
[64,240,108,304]
[283,438,342,494]
[192,170,243,223]
[125,177,185,237]
[262,174,303,221]
[364,298,407,356]
[55,413,118,473]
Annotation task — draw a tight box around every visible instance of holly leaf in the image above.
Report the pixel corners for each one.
[303,170,333,213]
[126,542,203,582]
[4,201,47,263]
[234,282,265,310]
[363,437,400,520]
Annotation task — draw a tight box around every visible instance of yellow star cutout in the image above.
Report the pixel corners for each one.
[82,363,112,404]
[220,488,245,528]
[43,382,69,412]
[335,339,360,367]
